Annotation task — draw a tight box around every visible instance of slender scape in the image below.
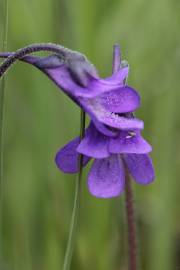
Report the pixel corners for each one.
[0,43,87,78]
[0,44,62,77]
[62,110,86,270]
[124,167,137,270]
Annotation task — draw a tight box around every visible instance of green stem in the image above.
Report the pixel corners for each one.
[62,109,86,270]
[0,0,8,261]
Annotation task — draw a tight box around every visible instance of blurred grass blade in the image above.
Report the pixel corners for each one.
[62,109,86,270]
[0,0,8,187]
[0,0,8,263]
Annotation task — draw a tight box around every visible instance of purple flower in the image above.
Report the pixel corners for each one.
[55,122,154,198]
[9,52,143,136]
[0,45,154,198]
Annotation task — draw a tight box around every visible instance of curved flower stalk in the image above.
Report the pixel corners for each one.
[0,48,143,136]
[55,121,154,198]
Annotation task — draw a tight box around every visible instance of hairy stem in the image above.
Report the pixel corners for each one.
[62,110,86,270]
[125,168,137,270]
[0,43,68,78]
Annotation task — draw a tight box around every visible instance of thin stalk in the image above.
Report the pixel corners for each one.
[0,0,8,261]
[0,43,68,78]
[124,168,137,270]
[62,109,86,270]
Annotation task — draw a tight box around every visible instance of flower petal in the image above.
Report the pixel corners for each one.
[109,130,152,154]
[124,154,155,184]
[92,117,118,137]
[79,97,144,131]
[77,122,109,158]
[99,86,140,113]
[55,137,90,173]
[105,66,129,83]
[88,155,125,198]
[98,113,144,130]
[22,55,127,98]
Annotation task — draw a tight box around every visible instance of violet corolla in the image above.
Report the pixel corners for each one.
[0,44,155,198]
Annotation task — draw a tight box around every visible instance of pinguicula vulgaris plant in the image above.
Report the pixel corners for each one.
[0,43,154,270]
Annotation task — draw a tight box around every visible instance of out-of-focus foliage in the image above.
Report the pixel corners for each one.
[0,0,180,269]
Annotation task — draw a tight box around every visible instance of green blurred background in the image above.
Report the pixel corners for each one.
[0,0,180,269]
